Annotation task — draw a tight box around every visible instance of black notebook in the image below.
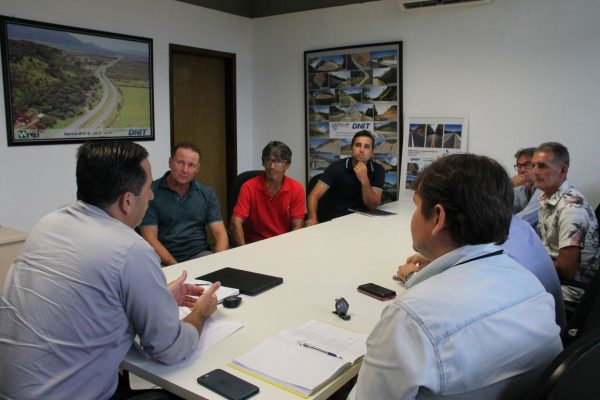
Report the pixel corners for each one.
[348,207,396,217]
[196,267,283,296]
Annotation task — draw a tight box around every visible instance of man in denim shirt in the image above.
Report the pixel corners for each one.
[349,154,562,399]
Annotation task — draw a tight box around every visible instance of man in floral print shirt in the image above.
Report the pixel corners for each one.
[533,142,600,302]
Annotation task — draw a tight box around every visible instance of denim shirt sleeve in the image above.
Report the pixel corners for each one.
[349,302,441,399]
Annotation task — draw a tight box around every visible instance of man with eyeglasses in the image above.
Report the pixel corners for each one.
[532,142,599,303]
[511,147,542,228]
[230,141,305,245]
[139,142,228,265]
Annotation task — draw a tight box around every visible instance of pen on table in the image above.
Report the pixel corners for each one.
[297,340,342,359]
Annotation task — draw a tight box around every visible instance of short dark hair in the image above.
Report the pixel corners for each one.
[261,141,292,163]
[172,142,201,160]
[514,147,535,159]
[536,142,570,167]
[351,130,374,147]
[413,154,513,246]
[76,141,149,209]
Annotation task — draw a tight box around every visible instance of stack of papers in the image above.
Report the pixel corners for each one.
[185,278,240,303]
[232,320,367,397]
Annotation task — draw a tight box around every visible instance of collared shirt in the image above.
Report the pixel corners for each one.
[140,172,223,262]
[0,202,199,400]
[538,180,600,300]
[232,173,305,243]
[350,243,562,399]
[318,157,385,222]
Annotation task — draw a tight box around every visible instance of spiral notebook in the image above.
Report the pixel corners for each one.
[231,320,367,398]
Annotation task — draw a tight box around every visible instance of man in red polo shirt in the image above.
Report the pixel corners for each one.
[230,141,305,245]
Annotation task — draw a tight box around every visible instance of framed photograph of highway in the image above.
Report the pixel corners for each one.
[304,42,402,204]
[0,16,154,146]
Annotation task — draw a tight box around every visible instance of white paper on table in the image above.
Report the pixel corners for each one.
[178,307,244,362]
[131,310,243,365]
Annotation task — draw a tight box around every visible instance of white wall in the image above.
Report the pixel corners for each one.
[0,0,253,230]
[2,0,600,230]
[252,0,600,204]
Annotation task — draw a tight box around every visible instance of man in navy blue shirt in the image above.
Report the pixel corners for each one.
[307,131,385,224]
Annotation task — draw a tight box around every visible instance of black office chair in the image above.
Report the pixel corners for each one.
[528,328,600,400]
[116,370,182,399]
[229,170,263,215]
[595,203,600,226]
[561,256,600,346]
[228,170,263,247]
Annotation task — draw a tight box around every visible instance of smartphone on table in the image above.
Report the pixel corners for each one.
[197,368,259,400]
[357,282,397,301]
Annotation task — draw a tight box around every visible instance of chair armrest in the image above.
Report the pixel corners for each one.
[560,279,587,290]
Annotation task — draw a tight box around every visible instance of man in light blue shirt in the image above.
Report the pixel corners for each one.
[0,141,220,400]
[350,154,562,399]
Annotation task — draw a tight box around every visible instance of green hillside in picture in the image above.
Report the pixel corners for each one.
[8,39,98,128]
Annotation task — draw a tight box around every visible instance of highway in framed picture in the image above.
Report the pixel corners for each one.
[305,42,402,203]
[0,16,154,145]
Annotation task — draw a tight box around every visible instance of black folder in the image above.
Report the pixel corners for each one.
[196,267,283,296]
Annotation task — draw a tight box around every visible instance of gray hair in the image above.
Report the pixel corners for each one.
[514,147,535,159]
[536,142,570,167]
[261,141,292,163]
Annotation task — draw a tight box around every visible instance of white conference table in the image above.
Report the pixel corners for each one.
[122,199,416,399]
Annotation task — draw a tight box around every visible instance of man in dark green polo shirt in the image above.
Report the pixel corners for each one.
[139,142,228,265]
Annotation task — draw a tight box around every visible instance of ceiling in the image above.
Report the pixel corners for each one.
[174,0,382,18]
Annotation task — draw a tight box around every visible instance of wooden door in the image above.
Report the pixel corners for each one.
[170,45,237,225]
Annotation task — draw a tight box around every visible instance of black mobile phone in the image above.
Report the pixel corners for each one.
[197,368,259,400]
[357,283,397,301]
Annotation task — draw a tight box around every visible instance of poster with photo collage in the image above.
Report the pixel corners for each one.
[399,114,469,198]
[305,42,402,204]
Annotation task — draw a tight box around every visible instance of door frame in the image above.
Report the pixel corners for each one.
[169,43,238,219]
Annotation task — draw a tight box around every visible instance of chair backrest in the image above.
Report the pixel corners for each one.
[229,170,263,219]
[595,203,600,225]
[227,170,263,247]
[529,328,600,400]
[562,256,600,346]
